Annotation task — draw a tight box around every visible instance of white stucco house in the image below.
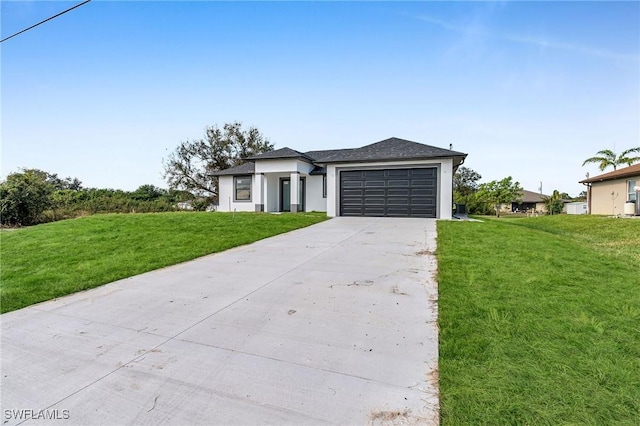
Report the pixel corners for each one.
[213,137,467,219]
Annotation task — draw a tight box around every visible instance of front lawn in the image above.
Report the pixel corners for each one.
[437,215,639,424]
[0,212,328,313]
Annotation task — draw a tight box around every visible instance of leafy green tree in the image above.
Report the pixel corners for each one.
[453,167,482,205]
[0,169,54,226]
[543,190,564,215]
[582,147,640,171]
[131,184,166,201]
[163,122,274,201]
[476,176,524,217]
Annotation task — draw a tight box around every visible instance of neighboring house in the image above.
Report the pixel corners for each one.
[212,137,467,219]
[511,190,548,213]
[580,163,640,215]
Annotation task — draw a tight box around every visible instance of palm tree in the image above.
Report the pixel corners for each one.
[582,147,640,171]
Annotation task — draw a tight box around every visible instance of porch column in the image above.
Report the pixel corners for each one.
[290,172,299,213]
[254,173,264,212]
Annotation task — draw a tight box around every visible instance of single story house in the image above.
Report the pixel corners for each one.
[580,163,640,215]
[213,137,467,219]
[511,190,548,213]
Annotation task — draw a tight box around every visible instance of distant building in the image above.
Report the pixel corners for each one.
[511,190,548,213]
[579,163,640,215]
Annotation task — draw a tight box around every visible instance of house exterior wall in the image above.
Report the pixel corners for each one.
[254,159,314,174]
[305,175,327,212]
[325,158,454,219]
[590,177,639,215]
[218,175,255,212]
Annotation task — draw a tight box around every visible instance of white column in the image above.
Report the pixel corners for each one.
[254,173,264,212]
[290,172,299,213]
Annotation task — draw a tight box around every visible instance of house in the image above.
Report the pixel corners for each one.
[580,163,640,215]
[511,190,548,213]
[213,137,467,219]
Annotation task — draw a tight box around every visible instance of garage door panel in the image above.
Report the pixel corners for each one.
[364,198,385,205]
[387,198,409,206]
[364,170,386,178]
[410,179,434,186]
[388,188,410,196]
[365,189,386,196]
[364,207,386,215]
[387,179,410,187]
[387,169,410,177]
[410,168,436,177]
[340,167,437,218]
[343,189,364,197]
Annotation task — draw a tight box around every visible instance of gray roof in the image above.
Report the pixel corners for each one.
[305,148,356,162]
[211,162,255,176]
[307,138,465,164]
[246,147,315,162]
[211,137,467,176]
[520,190,548,203]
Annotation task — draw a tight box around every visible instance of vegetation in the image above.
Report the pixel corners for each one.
[475,176,524,217]
[0,168,197,227]
[542,189,565,215]
[163,122,274,202]
[0,212,328,313]
[453,167,490,214]
[437,215,639,424]
[582,147,640,171]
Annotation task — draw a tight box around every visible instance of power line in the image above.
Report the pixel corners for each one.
[1,0,92,44]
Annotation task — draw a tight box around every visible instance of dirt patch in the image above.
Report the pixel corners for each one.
[415,249,434,256]
[369,409,411,423]
[390,286,408,296]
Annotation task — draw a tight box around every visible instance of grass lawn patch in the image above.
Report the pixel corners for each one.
[437,215,639,424]
[1,212,328,313]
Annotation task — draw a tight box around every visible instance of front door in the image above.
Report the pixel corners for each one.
[280,178,305,212]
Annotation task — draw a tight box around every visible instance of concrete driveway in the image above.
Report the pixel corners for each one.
[1,217,439,425]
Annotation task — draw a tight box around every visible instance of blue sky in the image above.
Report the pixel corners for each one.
[2,1,639,196]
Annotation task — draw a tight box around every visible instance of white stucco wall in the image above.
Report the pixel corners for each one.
[326,159,454,219]
[306,175,327,212]
[217,175,255,212]
[255,159,314,174]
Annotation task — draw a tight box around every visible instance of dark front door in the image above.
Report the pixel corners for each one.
[340,168,437,218]
[280,178,305,212]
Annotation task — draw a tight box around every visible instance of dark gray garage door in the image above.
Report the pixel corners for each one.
[340,168,437,217]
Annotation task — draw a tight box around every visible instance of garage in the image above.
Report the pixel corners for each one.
[340,168,438,217]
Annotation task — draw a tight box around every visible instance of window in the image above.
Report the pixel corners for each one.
[322,175,327,198]
[234,176,252,201]
[628,180,637,201]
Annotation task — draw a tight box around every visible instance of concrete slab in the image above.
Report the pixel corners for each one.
[1,217,439,425]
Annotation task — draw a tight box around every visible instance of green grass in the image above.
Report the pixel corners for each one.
[0,212,328,313]
[437,215,640,425]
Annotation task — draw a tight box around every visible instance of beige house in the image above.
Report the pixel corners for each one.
[580,163,640,215]
[512,190,548,213]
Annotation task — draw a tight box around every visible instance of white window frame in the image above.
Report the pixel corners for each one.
[234,176,252,202]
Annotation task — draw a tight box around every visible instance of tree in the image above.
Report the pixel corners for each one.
[542,190,564,215]
[0,169,54,226]
[453,166,482,205]
[582,147,640,171]
[131,184,166,201]
[163,122,274,201]
[475,176,524,217]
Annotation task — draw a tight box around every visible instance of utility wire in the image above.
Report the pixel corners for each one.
[1,0,92,44]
